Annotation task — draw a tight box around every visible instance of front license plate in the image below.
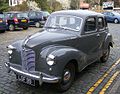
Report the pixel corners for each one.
[21,20,26,22]
[16,75,35,86]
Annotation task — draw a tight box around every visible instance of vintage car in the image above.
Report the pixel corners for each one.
[5,10,113,92]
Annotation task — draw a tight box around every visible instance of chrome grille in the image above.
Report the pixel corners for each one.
[21,48,35,71]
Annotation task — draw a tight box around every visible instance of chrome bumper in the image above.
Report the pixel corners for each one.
[5,62,60,85]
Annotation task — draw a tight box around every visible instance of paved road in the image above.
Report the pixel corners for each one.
[0,24,120,94]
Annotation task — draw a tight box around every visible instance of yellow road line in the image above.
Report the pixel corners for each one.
[99,71,120,94]
[86,58,120,94]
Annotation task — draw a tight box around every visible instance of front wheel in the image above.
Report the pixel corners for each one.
[114,19,119,24]
[35,22,41,28]
[56,63,75,92]
[100,46,110,63]
[9,24,15,31]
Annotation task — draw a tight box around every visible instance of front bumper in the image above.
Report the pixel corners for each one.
[15,23,29,28]
[5,62,60,85]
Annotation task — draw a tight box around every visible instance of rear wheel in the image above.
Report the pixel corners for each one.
[35,22,41,28]
[100,46,110,63]
[56,63,75,92]
[114,19,119,24]
[0,30,5,33]
[9,24,15,31]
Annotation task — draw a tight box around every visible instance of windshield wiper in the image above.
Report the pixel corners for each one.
[45,25,79,32]
[54,24,79,31]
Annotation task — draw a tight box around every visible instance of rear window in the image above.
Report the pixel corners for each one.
[36,12,43,17]
[43,11,50,17]
[0,14,4,18]
[17,13,28,18]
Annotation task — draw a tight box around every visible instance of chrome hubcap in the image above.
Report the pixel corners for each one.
[114,19,118,23]
[9,25,14,30]
[36,22,40,27]
[63,70,71,83]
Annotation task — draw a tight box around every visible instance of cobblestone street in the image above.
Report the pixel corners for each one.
[0,24,120,94]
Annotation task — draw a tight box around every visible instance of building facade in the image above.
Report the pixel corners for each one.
[9,0,26,6]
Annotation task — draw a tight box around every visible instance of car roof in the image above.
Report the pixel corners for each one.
[52,10,104,19]
[5,11,26,14]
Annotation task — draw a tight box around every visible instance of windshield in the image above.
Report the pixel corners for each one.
[17,13,28,18]
[112,12,120,15]
[45,15,82,31]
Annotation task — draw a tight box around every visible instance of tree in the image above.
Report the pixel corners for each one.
[0,0,9,12]
[9,1,29,11]
[34,0,49,10]
[48,0,62,12]
[70,0,80,9]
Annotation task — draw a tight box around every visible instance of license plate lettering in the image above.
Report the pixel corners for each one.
[17,75,35,86]
[21,20,26,22]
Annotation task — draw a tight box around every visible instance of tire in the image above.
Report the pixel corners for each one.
[0,30,5,33]
[35,22,41,28]
[9,24,15,31]
[23,27,28,30]
[56,63,75,92]
[100,46,110,63]
[114,19,119,24]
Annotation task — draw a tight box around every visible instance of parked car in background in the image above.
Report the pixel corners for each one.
[5,10,113,92]
[102,11,120,23]
[42,11,50,20]
[0,13,7,33]
[27,11,49,28]
[4,11,29,31]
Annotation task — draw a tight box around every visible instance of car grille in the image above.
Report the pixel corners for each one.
[21,48,35,71]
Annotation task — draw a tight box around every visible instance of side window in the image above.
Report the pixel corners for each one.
[29,12,36,18]
[98,17,104,29]
[85,17,96,32]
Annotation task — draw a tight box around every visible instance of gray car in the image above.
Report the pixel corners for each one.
[5,10,113,92]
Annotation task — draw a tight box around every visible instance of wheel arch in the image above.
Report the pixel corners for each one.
[109,42,113,47]
[66,59,79,73]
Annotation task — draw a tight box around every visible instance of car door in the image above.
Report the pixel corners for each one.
[106,12,115,22]
[97,17,108,54]
[28,11,37,25]
[78,17,101,64]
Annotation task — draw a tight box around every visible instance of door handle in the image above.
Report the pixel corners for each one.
[97,34,100,37]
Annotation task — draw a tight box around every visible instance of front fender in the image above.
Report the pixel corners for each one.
[103,33,113,50]
[40,45,86,77]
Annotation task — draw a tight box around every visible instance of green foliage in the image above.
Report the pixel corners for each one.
[35,0,62,12]
[9,1,29,11]
[48,0,62,12]
[0,1,9,12]
[70,0,79,9]
[35,0,49,11]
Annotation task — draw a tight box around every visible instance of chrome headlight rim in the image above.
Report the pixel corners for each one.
[46,54,55,66]
[8,49,13,55]
[7,45,16,50]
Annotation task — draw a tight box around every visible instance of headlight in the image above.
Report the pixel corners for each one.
[46,54,55,66]
[47,61,55,66]
[8,49,13,54]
